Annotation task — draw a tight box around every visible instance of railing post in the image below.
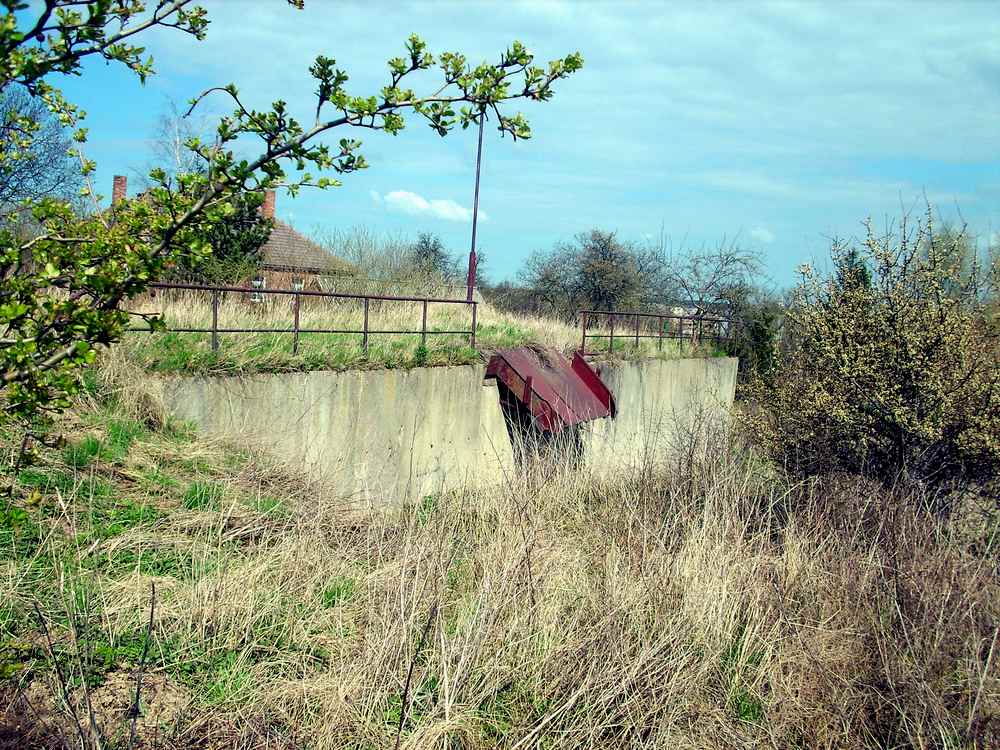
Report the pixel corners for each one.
[292,292,300,355]
[634,313,640,348]
[421,299,428,346]
[211,289,219,352]
[363,297,369,356]
[658,315,664,351]
[609,313,615,354]
[470,302,477,349]
[580,310,587,353]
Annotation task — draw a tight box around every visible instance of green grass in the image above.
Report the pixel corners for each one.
[721,625,767,725]
[183,480,225,510]
[0,400,324,732]
[320,576,356,608]
[62,419,147,468]
[18,467,76,494]
[247,494,288,515]
[123,330,486,376]
[63,436,103,468]
[83,500,161,540]
[200,650,255,706]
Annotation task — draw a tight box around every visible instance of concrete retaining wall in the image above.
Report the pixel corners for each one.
[161,357,737,504]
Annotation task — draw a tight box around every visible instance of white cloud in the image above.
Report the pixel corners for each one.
[750,226,775,244]
[376,190,488,223]
[369,189,382,205]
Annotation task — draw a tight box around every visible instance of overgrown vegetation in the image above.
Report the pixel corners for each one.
[745,210,1000,509]
[0,370,996,749]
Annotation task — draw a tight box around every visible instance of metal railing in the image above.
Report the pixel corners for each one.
[130,281,478,354]
[579,308,733,355]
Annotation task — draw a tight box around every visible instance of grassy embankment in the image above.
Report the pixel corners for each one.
[1,357,997,749]
[120,290,722,375]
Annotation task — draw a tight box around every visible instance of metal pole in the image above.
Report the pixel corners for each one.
[211,289,219,352]
[293,292,300,355]
[363,297,369,355]
[609,314,615,355]
[634,314,640,348]
[467,108,486,303]
[470,302,477,349]
[658,315,664,351]
[421,299,428,346]
[580,311,587,353]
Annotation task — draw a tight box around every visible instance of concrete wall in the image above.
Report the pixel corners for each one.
[160,357,737,505]
[582,356,738,472]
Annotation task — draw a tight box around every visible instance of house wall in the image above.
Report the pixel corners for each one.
[159,357,738,506]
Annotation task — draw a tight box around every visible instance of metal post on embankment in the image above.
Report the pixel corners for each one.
[292,292,301,355]
[363,298,370,355]
[211,290,219,351]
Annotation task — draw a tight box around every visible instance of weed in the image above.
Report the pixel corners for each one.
[19,467,75,494]
[140,468,181,494]
[0,505,42,561]
[63,436,103,468]
[248,494,287,515]
[730,686,766,725]
[84,500,160,539]
[183,480,225,510]
[320,577,356,608]
[415,493,437,525]
[104,418,145,460]
[200,650,254,706]
[411,343,429,367]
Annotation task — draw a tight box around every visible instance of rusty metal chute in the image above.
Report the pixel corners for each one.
[484,347,616,434]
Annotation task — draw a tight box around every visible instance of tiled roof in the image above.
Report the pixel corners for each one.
[261,220,355,275]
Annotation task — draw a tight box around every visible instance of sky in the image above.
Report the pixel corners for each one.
[57,0,1000,288]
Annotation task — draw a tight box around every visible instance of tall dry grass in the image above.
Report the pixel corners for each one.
[6,386,997,749]
[129,288,584,350]
[118,289,701,374]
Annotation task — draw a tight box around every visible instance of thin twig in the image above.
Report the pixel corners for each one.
[127,582,157,750]
[393,602,438,750]
[967,624,999,736]
[33,600,89,749]
[67,598,104,750]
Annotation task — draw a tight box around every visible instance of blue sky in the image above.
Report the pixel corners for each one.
[61,0,1000,287]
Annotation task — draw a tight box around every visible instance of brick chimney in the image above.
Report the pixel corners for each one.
[261,190,276,219]
[112,175,127,205]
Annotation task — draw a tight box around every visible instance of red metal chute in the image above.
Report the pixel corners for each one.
[484,347,616,434]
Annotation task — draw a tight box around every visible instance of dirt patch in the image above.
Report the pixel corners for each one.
[1,672,191,749]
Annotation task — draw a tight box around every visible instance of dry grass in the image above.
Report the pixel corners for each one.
[2,378,997,749]
[117,289,712,375]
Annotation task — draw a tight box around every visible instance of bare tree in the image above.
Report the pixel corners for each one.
[0,86,80,213]
[144,99,210,186]
[660,239,762,313]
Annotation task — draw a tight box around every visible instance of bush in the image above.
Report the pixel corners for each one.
[745,209,1000,509]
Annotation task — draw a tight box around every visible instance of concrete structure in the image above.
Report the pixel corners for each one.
[160,357,737,504]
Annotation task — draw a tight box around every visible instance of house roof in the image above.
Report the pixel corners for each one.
[261,220,355,276]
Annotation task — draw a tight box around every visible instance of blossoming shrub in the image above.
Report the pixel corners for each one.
[745,210,1000,510]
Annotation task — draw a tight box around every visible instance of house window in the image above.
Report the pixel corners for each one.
[250,275,264,303]
[292,277,304,291]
